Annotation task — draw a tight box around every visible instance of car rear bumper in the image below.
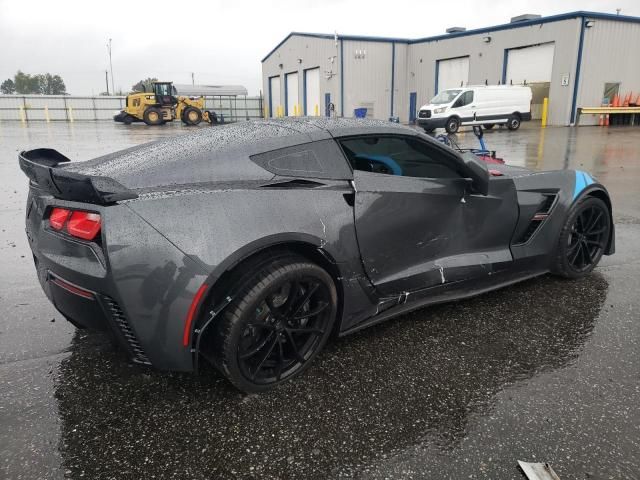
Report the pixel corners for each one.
[34,253,154,365]
[25,189,209,372]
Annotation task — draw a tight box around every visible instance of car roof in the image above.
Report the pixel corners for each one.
[63,119,444,190]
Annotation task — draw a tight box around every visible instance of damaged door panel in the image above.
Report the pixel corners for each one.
[344,135,519,296]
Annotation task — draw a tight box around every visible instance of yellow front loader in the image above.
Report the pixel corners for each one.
[114,81,218,126]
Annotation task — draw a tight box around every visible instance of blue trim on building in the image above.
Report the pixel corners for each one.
[303,69,308,115]
[570,16,587,125]
[261,11,640,63]
[409,92,417,123]
[501,49,509,84]
[390,43,395,117]
[340,39,344,117]
[268,76,274,117]
[284,72,292,116]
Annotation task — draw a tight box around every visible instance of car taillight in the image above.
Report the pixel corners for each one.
[48,208,101,240]
[49,208,71,230]
[67,211,102,240]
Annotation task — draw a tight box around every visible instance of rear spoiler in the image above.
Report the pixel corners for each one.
[18,148,138,204]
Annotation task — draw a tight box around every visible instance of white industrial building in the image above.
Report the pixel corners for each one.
[261,11,640,126]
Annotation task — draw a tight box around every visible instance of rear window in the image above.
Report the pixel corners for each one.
[250,140,352,180]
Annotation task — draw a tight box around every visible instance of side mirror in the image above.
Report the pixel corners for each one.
[461,153,490,195]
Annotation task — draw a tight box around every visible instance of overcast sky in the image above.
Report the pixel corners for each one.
[1,0,638,96]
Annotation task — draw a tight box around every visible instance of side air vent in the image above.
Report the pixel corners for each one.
[104,296,151,365]
[261,179,325,189]
[514,194,557,245]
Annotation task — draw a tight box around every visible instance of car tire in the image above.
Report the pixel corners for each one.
[445,117,460,134]
[213,256,337,393]
[143,107,163,126]
[483,124,494,130]
[551,196,611,279]
[182,107,203,126]
[507,115,521,131]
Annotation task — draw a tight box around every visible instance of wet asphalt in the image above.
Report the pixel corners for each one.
[1,121,639,479]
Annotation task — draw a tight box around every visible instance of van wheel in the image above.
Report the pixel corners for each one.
[445,117,460,134]
[507,115,521,131]
[483,124,494,130]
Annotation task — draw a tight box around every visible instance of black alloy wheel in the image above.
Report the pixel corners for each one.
[566,204,609,272]
[552,196,610,278]
[214,257,337,392]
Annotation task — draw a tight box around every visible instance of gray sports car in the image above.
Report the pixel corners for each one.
[20,118,614,392]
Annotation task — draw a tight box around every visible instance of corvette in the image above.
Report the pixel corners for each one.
[20,118,614,392]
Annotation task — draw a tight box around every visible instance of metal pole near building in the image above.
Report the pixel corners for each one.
[105,70,110,95]
[107,38,115,95]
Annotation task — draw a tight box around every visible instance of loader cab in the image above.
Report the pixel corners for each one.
[152,82,177,106]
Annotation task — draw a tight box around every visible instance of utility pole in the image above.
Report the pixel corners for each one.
[191,72,195,85]
[107,38,115,95]
[105,70,110,95]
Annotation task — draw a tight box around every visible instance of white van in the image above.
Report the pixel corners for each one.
[416,85,532,134]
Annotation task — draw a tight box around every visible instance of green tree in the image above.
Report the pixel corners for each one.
[131,77,158,93]
[14,71,40,94]
[0,78,15,94]
[36,73,67,95]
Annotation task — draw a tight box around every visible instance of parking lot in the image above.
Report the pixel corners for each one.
[1,121,639,479]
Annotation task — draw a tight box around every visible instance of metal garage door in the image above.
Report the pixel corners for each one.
[286,72,299,116]
[304,68,320,116]
[437,56,469,93]
[506,43,555,119]
[269,76,281,117]
[505,43,555,84]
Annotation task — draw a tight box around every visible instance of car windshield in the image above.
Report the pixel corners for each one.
[430,89,462,105]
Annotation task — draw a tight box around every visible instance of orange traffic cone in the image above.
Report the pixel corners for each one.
[623,93,631,107]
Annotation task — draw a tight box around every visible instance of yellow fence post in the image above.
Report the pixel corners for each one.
[541,97,549,128]
[19,105,26,123]
[44,105,50,123]
[314,104,319,116]
[68,107,74,122]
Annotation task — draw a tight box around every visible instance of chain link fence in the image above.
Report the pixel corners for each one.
[0,95,264,122]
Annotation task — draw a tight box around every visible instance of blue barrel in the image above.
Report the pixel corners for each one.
[354,108,367,118]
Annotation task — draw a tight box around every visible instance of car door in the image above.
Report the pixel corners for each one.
[451,90,474,124]
[339,134,519,296]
